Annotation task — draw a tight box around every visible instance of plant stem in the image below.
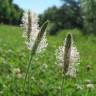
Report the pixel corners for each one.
[23,20,49,95]
[61,75,65,96]
[24,51,33,96]
[12,74,17,96]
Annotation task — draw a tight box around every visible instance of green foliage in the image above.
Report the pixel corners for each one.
[39,0,82,35]
[0,0,23,25]
[0,25,96,95]
[80,0,96,34]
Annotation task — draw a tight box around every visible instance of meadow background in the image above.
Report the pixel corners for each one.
[0,0,96,96]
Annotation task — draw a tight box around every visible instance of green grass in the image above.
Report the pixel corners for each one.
[0,25,96,96]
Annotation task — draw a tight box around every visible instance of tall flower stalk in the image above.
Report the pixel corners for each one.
[56,34,80,96]
[21,10,49,95]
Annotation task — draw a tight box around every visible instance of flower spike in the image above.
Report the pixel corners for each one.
[56,34,80,78]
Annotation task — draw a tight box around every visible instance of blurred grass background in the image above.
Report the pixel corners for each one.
[0,25,96,95]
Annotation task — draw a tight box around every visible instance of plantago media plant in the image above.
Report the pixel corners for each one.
[21,10,49,95]
[56,34,80,96]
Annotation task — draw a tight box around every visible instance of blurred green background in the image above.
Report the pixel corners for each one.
[0,0,96,96]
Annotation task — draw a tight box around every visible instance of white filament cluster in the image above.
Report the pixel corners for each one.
[21,11,48,53]
[36,32,48,53]
[56,37,80,78]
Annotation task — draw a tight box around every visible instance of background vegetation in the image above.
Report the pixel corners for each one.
[0,0,23,25]
[1,0,96,35]
[0,0,96,95]
[0,25,96,95]
[39,0,82,35]
[81,0,96,34]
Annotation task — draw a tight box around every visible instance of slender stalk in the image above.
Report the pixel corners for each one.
[85,89,89,96]
[12,74,17,96]
[61,75,65,96]
[24,51,33,96]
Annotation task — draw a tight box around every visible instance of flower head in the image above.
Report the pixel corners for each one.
[56,34,80,78]
[21,10,48,53]
[86,83,94,90]
[84,79,94,90]
[84,79,92,84]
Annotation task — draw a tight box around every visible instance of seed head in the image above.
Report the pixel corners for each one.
[86,83,94,90]
[21,10,48,53]
[56,34,80,78]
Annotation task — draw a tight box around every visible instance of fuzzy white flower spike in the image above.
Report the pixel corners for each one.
[21,10,48,53]
[56,34,80,78]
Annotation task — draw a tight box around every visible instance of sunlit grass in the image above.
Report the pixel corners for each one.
[0,25,96,95]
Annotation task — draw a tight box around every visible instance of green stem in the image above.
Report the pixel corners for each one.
[85,89,89,96]
[61,75,65,96]
[24,51,33,96]
[12,74,17,96]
